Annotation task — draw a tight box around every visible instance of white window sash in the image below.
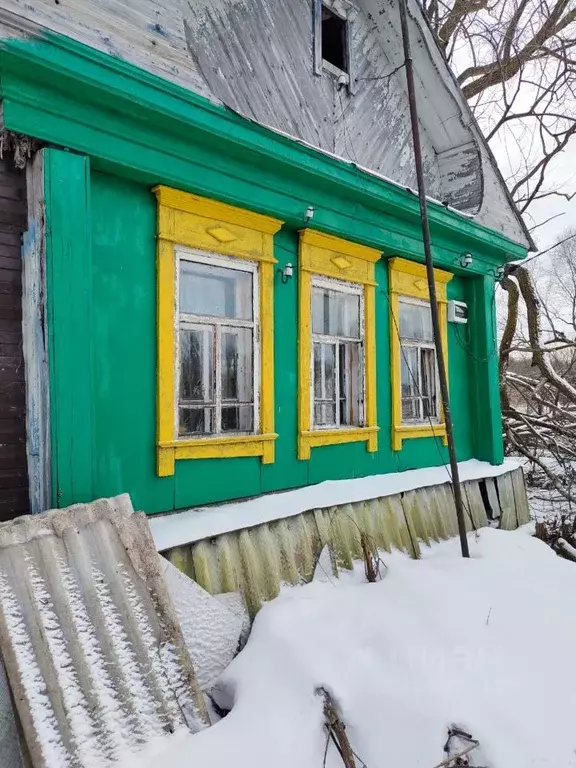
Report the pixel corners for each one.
[175,246,260,439]
[310,275,365,431]
[398,297,441,425]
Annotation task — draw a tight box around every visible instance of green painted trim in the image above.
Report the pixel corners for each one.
[44,148,94,506]
[464,275,504,464]
[0,33,527,275]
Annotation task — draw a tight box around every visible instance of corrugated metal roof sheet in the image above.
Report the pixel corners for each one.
[0,495,207,768]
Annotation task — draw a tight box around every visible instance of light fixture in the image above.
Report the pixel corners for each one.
[305,206,315,223]
[458,252,473,268]
[279,263,294,283]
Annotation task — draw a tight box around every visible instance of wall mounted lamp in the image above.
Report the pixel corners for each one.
[278,263,294,284]
[457,252,473,268]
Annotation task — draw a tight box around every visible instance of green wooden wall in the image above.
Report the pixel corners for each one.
[46,162,486,514]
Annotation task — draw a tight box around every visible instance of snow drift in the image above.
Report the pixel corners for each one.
[123,527,576,767]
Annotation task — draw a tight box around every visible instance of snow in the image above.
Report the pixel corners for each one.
[150,458,520,551]
[120,525,576,768]
[160,559,244,691]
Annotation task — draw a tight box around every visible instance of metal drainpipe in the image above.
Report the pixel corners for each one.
[397,0,470,558]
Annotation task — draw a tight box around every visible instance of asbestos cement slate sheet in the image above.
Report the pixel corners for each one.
[0,495,207,768]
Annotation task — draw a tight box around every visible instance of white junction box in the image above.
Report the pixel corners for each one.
[448,300,468,324]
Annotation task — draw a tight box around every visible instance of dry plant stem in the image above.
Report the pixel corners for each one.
[361,533,378,583]
[432,741,480,768]
[322,690,356,768]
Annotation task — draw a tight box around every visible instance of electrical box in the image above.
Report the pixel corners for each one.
[448,300,468,324]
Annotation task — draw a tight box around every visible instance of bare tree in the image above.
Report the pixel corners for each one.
[421,0,576,225]
[499,235,576,506]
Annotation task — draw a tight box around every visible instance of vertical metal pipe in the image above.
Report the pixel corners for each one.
[397,0,470,558]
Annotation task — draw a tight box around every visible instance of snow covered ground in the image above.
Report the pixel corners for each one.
[121,527,576,767]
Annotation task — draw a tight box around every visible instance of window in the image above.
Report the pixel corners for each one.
[389,257,452,451]
[313,0,354,89]
[312,278,363,428]
[321,5,348,73]
[298,229,380,460]
[178,251,258,438]
[154,185,283,476]
[398,299,438,423]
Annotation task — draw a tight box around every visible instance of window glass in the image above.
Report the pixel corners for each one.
[312,280,363,430]
[339,342,361,425]
[313,342,336,426]
[399,301,433,342]
[178,255,257,438]
[312,286,360,338]
[400,347,419,421]
[398,300,438,424]
[180,328,214,403]
[420,348,437,419]
[221,328,253,401]
[180,260,253,320]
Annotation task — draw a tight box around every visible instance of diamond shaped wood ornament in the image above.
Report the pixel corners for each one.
[207,226,238,243]
[413,278,427,292]
[331,255,351,270]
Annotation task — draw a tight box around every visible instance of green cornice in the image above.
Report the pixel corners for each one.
[0,32,527,270]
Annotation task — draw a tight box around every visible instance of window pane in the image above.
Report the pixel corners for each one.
[314,402,337,427]
[421,348,438,419]
[221,328,253,402]
[180,328,213,402]
[399,302,433,342]
[313,342,336,426]
[314,342,335,400]
[179,407,215,436]
[221,405,254,433]
[339,342,362,426]
[180,260,253,320]
[401,346,420,421]
[312,286,360,338]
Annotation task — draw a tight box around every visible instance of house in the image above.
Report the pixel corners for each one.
[0,0,532,604]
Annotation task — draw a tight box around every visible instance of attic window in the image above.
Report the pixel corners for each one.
[322,5,348,73]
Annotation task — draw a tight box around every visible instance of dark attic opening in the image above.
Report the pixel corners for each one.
[322,5,348,72]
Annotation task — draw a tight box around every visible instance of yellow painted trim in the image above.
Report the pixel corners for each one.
[299,229,382,264]
[298,269,312,460]
[388,256,451,303]
[157,238,176,476]
[158,434,278,464]
[155,188,283,476]
[364,284,378,453]
[389,257,452,451]
[299,427,380,461]
[154,186,283,235]
[154,185,281,264]
[298,229,380,459]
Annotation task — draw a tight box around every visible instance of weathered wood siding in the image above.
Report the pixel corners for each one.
[0,1,529,247]
[0,154,29,520]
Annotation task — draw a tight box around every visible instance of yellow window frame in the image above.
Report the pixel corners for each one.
[389,257,453,451]
[298,229,381,460]
[154,185,283,477]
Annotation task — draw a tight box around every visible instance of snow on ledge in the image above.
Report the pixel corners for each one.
[149,459,521,552]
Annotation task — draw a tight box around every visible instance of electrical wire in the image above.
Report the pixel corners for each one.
[387,290,478,532]
[452,289,498,363]
[338,75,478,534]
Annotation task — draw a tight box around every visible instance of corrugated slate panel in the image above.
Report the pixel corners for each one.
[0,495,207,768]
[165,468,529,616]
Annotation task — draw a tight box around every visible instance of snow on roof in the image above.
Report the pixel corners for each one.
[149,458,521,552]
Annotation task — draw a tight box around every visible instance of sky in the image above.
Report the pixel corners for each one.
[491,134,576,252]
